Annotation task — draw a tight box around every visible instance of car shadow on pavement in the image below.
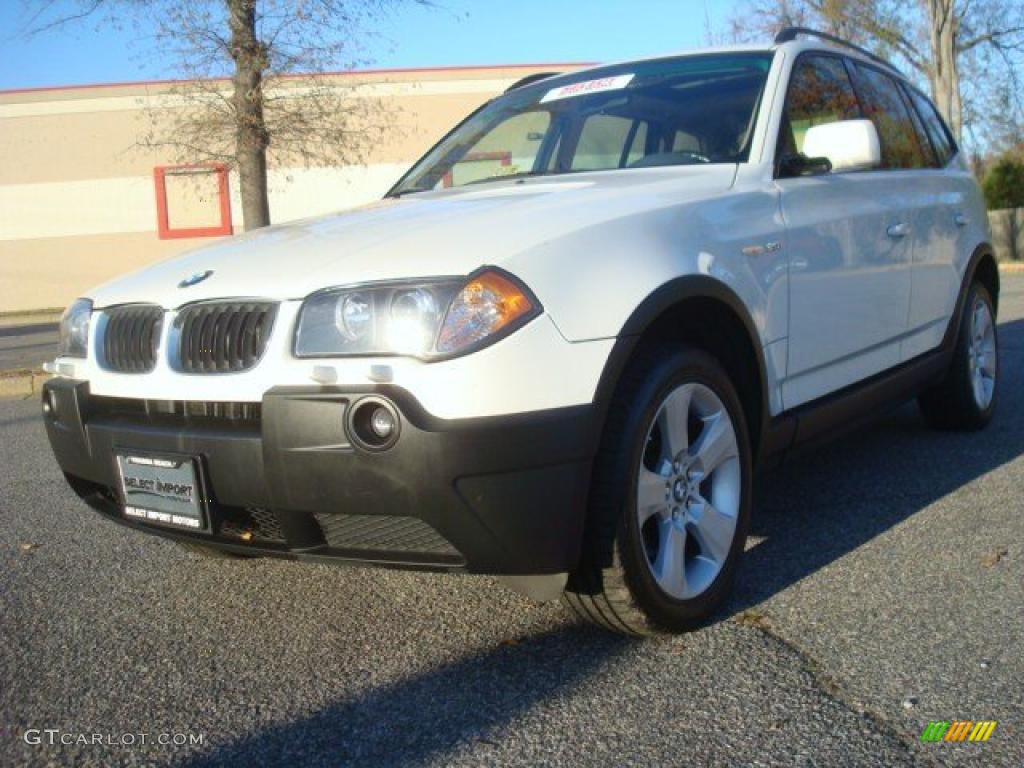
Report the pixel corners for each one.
[178,626,634,767]
[730,316,1023,614]
[0,411,44,429]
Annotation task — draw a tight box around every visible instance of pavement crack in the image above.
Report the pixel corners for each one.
[732,611,940,767]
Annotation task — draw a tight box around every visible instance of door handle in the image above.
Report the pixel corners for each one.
[954,213,969,227]
[886,222,910,239]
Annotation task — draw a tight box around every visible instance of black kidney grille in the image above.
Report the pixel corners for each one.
[102,305,164,373]
[176,302,277,373]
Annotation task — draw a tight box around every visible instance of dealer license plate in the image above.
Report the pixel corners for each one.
[116,453,207,531]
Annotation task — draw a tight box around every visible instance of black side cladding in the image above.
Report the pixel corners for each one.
[175,302,277,373]
[102,305,164,373]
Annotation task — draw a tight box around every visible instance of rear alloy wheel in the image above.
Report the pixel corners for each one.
[564,344,751,635]
[919,281,998,431]
[968,297,997,411]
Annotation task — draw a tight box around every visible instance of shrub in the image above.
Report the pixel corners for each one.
[982,156,1024,210]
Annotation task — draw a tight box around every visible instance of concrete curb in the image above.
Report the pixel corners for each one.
[0,310,62,328]
[0,370,50,400]
[999,262,1024,273]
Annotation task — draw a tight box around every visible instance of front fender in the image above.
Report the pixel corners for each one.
[504,186,787,347]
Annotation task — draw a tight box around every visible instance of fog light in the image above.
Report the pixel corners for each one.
[347,397,401,451]
[370,406,395,439]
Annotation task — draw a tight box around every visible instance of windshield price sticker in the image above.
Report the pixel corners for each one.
[540,74,635,103]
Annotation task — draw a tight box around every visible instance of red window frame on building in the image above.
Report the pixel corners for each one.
[441,151,512,188]
[153,162,233,240]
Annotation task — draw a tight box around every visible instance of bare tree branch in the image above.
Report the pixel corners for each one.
[21,0,107,36]
[20,0,432,229]
[960,25,1024,52]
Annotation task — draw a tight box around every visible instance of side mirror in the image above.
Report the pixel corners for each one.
[779,153,832,177]
[802,119,881,173]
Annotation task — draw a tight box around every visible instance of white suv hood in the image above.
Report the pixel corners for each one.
[86,165,737,308]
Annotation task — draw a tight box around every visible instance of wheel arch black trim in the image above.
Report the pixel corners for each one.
[592,275,771,459]
[957,243,999,326]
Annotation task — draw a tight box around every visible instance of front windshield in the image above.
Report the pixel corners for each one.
[389,52,774,196]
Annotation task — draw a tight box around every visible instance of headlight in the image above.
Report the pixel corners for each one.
[294,268,540,359]
[58,298,92,358]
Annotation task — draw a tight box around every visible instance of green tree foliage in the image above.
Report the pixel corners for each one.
[982,155,1024,209]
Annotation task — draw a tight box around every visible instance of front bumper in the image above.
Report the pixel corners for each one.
[43,378,598,575]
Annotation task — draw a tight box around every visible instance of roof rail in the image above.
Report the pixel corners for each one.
[505,72,561,92]
[774,26,900,74]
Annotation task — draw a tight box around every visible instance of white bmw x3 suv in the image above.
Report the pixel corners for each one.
[43,29,998,635]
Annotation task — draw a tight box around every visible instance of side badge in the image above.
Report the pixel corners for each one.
[178,270,214,289]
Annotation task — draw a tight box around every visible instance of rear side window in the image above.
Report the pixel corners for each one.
[902,92,939,167]
[905,86,957,166]
[848,62,928,169]
[781,55,861,156]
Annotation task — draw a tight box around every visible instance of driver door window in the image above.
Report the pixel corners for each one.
[779,55,861,159]
[847,63,928,169]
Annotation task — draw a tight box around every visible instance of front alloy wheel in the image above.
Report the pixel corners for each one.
[564,344,752,635]
[638,382,741,600]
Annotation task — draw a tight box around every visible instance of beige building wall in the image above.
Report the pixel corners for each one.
[0,65,579,313]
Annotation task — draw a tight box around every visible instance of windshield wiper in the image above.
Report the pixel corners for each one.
[388,187,432,198]
[390,170,555,197]
[462,170,555,187]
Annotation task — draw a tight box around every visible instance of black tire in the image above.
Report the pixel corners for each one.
[918,282,998,431]
[564,343,752,636]
[176,541,255,560]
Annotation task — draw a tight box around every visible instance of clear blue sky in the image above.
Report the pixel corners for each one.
[0,0,739,90]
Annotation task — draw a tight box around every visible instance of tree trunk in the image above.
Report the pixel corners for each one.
[1012,209,1021,262]
[924,0,963,141]
[227,0,271,230]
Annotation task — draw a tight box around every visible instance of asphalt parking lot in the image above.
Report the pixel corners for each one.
[2,276,1021,768]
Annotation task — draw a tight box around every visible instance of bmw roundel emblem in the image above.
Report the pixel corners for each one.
[178,270,214,289]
